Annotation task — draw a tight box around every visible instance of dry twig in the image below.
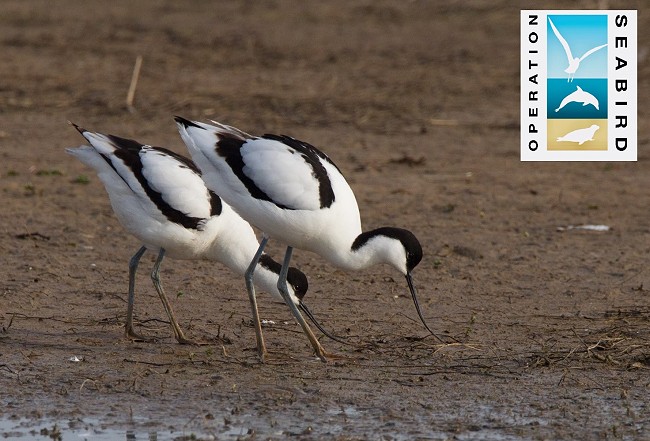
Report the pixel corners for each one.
[126,55,143,113]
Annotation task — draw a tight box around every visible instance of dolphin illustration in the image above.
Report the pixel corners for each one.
[556,124,600,145]
[548,17,607,82]
[555,86,599,112]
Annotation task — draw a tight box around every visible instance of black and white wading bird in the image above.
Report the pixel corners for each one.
[175,116,439,362]
[67,124,333,359]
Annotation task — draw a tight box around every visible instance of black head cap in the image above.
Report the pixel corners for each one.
[259,254,308,300]
[352,227,423,272]
[286,267,309,300]
[400,229,423,272]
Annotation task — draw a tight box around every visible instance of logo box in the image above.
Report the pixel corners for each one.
[521,10,637,161]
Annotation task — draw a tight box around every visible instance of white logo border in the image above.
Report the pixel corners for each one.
[520,10,637,162]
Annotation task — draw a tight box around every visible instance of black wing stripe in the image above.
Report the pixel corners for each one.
[215,133,293,210]
[146,144,223,217]
[262,134,335,209]
[215,132,336,210]
[207,189,222,216]
[102,134,213,229]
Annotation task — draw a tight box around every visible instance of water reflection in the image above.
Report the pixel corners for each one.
[126,429,158,440]
[0,417,200,441]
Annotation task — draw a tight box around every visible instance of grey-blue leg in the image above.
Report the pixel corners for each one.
[245,235,269,361]
[125,246,148,340]
[277,246,328,362]
[150,248,195,344]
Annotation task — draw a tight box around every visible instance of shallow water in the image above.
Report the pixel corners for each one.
[0,416,217,441]
[2,418,131,440]
[0,404,549,441]
[2,392,648,441]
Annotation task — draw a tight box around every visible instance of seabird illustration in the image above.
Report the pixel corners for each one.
[548,17,607,82]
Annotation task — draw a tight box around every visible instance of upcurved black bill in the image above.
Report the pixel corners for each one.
[406,272,444,342]
[299,301,351,346]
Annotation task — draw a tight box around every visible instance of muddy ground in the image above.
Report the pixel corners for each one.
[1,0,649,439]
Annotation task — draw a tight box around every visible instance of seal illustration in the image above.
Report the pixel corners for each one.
[556,124,600,145]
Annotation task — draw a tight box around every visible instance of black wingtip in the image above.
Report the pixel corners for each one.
[174,115,204,130]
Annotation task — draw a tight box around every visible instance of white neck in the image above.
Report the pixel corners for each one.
[202,221,299,304]
[322,230,409,274]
